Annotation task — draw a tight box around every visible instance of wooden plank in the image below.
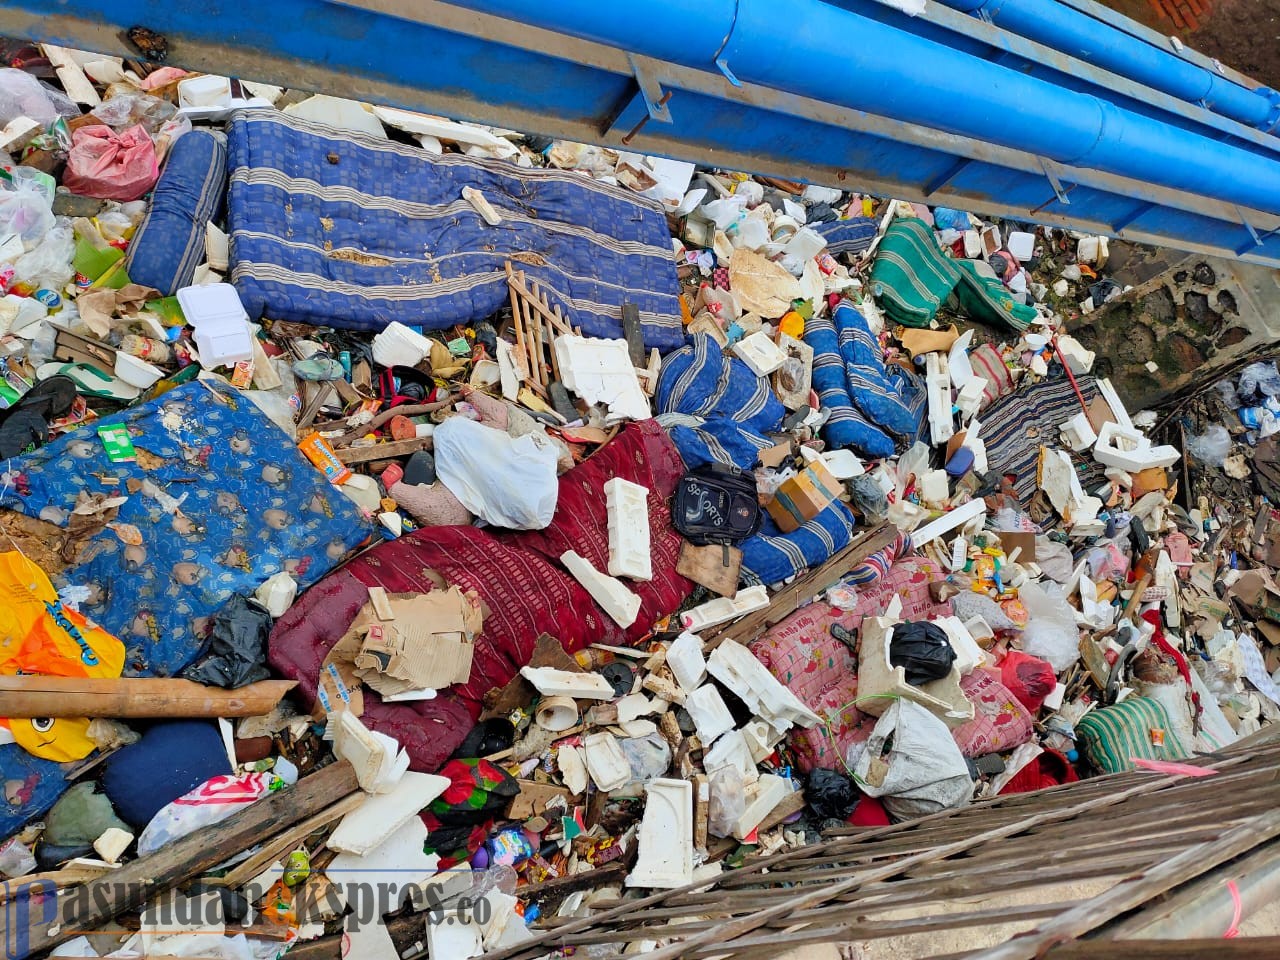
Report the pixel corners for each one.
[974,810,1280,960]
[17,762,359,959]
[335,436,434,464]
[0,676,296,718]
[702,523,897,650]
[1044,940,1280,960]
[677,541,742,597]
[209,792,366,888]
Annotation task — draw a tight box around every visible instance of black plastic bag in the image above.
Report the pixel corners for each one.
[179,595,272,688]
[889,621,956,686]
[806,769,858,820]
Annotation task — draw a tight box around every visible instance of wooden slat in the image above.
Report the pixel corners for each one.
[0,676,295,718]
[17,762,359,959]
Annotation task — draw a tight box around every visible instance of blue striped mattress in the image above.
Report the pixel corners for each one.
[225,110,684,347]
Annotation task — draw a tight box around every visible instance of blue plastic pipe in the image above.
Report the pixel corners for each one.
[442,0,1280,213]
[940,0,1280,133]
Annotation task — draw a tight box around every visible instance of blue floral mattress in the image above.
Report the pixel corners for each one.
[0,381,371,677]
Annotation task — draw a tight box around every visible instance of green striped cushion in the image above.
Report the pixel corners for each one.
[1076,697,1191,774]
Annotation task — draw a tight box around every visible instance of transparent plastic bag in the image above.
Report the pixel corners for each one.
[0,68,60,126]
[707,765,746,839]
[1017,580,1080,673]
[1238,361,1280,401]
[13,222,74,290]
[0,185,54,251]
[1186,424,1231,466]
[91,90,177,136]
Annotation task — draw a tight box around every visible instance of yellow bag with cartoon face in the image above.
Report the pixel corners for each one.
[0,551,125,761]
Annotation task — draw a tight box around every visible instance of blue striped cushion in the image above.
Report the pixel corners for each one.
[225,110,683,345]
[124,129,228,295]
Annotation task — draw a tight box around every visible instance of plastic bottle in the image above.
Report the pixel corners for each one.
[120,334,173,364]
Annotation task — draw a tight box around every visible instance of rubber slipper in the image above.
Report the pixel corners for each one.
[37,363,140,402]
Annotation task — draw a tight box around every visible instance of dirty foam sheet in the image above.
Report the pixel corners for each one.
[226,110,685,347]
[0,381,371,676]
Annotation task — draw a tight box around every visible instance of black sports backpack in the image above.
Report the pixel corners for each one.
[672,463,762,548]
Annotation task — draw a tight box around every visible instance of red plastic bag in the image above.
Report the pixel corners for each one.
[999,650,1057,714]
[62,124,158,201]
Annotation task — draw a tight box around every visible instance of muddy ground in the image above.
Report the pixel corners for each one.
[1103,0,1280,92]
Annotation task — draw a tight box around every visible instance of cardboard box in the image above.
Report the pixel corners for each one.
[1229,569,1280,625]
[997,531,1037,564]
[766,459,841,533]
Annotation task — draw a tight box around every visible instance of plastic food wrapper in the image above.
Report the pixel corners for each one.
[138,771,278,854]
[853,699,972,821]
[62,123,160,202]
[179,594,273,688]
[1186,424,1231,467]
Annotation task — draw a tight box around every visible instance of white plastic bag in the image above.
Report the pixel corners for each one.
[1018,580,1081,672]
[0,186,54,252]
[434,416,558,529]
[138,772,276,854]
[853,699,972,820]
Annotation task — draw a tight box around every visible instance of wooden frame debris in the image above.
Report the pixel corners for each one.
[505,261,578,396]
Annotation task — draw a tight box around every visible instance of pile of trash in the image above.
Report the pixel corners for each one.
[0,39,1275,960]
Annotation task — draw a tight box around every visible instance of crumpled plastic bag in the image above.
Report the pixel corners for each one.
[138,772,277,854]
[62,124,159,201]
[622,732,672,784]
[1186,424,1231,467]
[0,68,76,127]
[805,768,858,820]
[1238,361,1280,401]
[707,764,746,839]
[889,621,956,686]
[1000,650,1057,714]
[853,699,972,821]
[434,416,558,529]
[179,594,272,688]
[0,184,54,251]
[1017,580,1081,672]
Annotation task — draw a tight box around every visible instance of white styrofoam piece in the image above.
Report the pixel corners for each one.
[667,631,708,692]
[1060,410,1098,452]
[932,616,989,675]
[855,616,974,726]
[371,320,434,368]
[1095,377,1134,430]
[554,335,652,423]
[480,891,534,950]
[520,665,616,700]
[926,352,954,446]
[327,771,451,856]
[560,550,641,629]
[284,94,387,136]
[616,692,655,723]
[741,718,784,764]
[626,779,694,888]
[558,744,589,794]
[1056,335,1095,374]
[684,684,736,746]
[1093,421,1180,472]
[177,283,254,368]
[604,477,652,581]
[93,827,133,864]
[372,107,518,156]
[963,229,982,258]
[343,921,400,960]
[701,728,757,779]
[948,329,975,389]
[706,640,821,730]
[955,378,987,420]
[326,817,439,907]
[909,498,987,547]
[1043,447,1104,522]
[731,331,786,377]
[426,910,483,960]
[1007,231,1036,262]
[820,448,866,479]
[783,226,827,261]
[918,469,949,506]
[326,710,409,794]
[582,732,631,792]
[679,585,769,632]
[734,773,791,840]
[732,217,771,252]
